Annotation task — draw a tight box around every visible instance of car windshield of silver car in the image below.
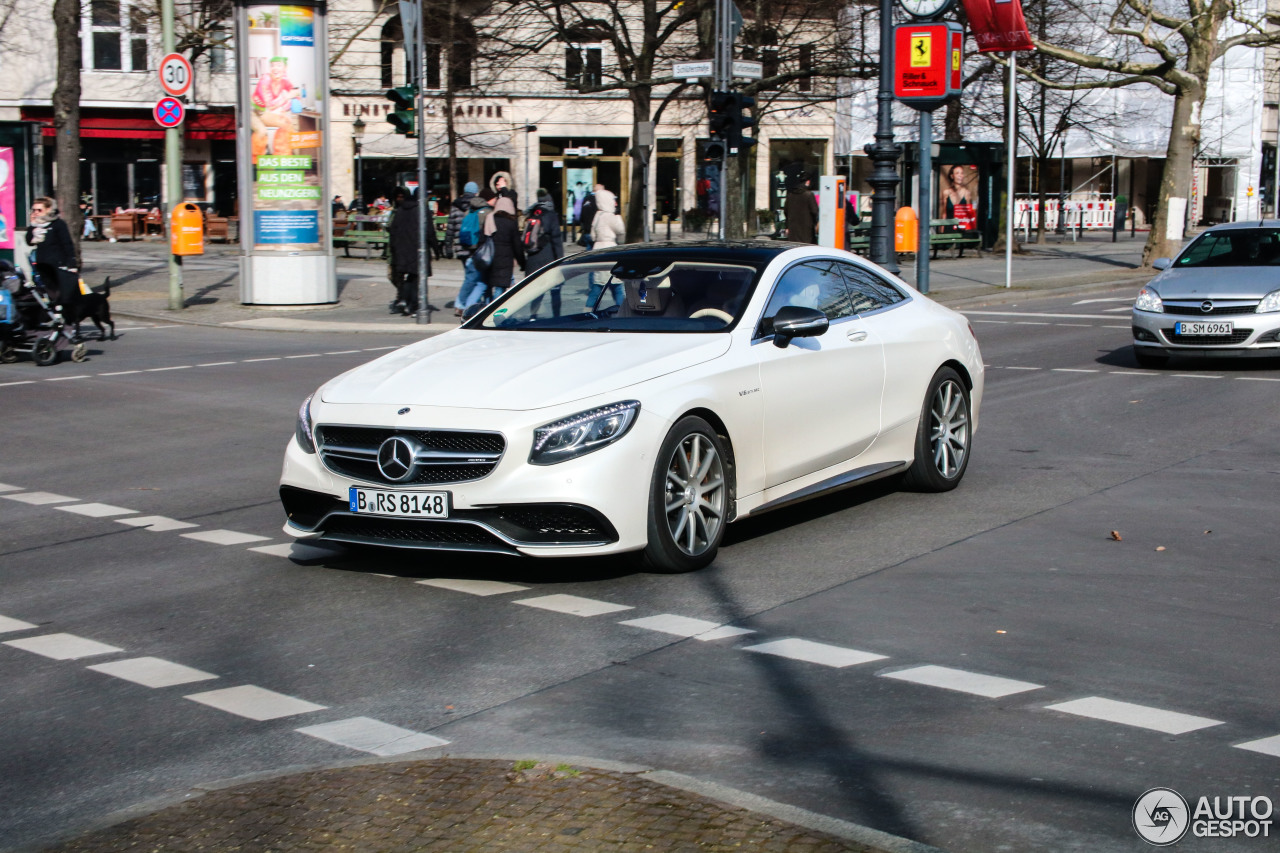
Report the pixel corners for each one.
[1176,228,1280,268]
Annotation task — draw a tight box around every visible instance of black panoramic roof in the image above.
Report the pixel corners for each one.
[563,240,803,267]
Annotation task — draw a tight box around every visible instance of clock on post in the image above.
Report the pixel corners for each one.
[899,0,954,20]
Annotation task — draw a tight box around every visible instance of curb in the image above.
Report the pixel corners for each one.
[20,752,946,853]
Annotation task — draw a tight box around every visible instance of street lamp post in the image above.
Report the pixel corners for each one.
[352,116,365,209]
[865,0,901,273]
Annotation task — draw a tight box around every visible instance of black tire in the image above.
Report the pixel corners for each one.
[1133,346,1169,369]
[0,342,16,363]
[636,416,730,574]
[33,338,57,366]
[902,366,972,493]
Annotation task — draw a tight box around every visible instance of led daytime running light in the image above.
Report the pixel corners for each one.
[530,400,641,465]
[295,392,317,454]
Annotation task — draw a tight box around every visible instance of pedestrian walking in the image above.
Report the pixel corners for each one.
[331,195,345,216]
[586,188,625,309]
[455,188,495,317]
[490,171,517,206]
[577,185,599,248]
[482,196,525,304]
[445,181,479,259]
[784,176,818,244]
[26,197,79,314]
[525,188,566,317]
[387,187,429,316]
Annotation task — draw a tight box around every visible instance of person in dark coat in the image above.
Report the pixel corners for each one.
[526,189,566,317]
[482,196,524,302]
[26,197,79,313]
[577,187,598,248]
[784,177,819,244]
[446,181,479,260]
[387,189,430,315]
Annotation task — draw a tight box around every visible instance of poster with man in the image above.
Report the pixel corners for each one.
[939,162,979,232]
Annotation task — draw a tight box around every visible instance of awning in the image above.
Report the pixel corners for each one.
[21,108,236,140]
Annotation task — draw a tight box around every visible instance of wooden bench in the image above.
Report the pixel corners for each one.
[847,222,871,253]
[333,229,389,259]
[927,218,981,258]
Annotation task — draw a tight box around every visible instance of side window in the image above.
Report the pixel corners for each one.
[759,261,853,335]
[835,262,906,314]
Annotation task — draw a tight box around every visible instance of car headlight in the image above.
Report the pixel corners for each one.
[1258,289,1280,313]
[530,401,640,465]
[1134,287,1163,313]
[295,392,317,454]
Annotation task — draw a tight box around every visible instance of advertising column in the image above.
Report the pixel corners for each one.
[236,1,336,304]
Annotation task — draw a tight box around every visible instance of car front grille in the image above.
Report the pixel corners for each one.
[1162,302,1259,316]
[490,504,617,544]
[317,425,505,486]
[1161,328,1253,345]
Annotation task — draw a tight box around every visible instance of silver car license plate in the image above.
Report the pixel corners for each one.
[1175,321,1233,336]
[348,487,450,518]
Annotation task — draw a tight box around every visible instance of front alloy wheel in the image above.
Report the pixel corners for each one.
[903,367,971,492]
[639,416,729,573]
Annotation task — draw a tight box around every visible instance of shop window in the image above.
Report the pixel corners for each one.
[86,0,151,72]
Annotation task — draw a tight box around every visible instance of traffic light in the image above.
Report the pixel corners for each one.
[385,86,418,137]
[728,92,757,157]
[708,91,732,141]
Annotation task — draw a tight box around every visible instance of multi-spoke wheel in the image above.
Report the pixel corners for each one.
[903,367,972,492]
[638,416,729,573]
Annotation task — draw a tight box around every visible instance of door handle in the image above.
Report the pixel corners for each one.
[846,329,868,342]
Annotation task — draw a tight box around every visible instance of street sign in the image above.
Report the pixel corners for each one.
[672,61,714,79]
[153,96,185,128]
[158,53,192,97]
[732,60,763,79]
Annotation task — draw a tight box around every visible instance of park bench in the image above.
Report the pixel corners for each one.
[847,221,871,253]
[927,218,981,258]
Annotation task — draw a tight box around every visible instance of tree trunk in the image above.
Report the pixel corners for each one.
[625,87,652,244]
[943,98,962,142]
[1143,82,1205,266]
[52,0,82,262]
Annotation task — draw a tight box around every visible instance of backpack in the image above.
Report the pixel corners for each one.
[521,211,544,251]
[458,208,482,248]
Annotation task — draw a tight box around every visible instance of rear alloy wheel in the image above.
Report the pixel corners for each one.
[1133,346,1169,369]
[32,338,57,366]
[638,416,729,573]
[903,367,971,492]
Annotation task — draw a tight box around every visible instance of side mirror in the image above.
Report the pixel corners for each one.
[1152,258,1171,271]
[770,305,829,348]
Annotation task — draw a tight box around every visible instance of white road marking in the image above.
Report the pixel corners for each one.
[97,370,141,376]
[181,529,271,546]
[325,350,362,355]
[1102,307,1132,313]
[4,633,122,660]
[1173,374,1222,379]
[197,361,237,367]
[743,638,887,668]
[185,685,327,721]
[514,594,634,617]
[1109,371,1151,376]
[0,381,35,387]
[364,346,399,351]
[1074,297,1135,305]
[1005,366,1042,371]
[1104,325,1131,329]
[965,310,1129,320]
[1051,368,1099,373]
[56,503,136,518]
[972,319,1009,324]
[417,578,531,596]
[285,354,321,359]
[46,375,91,381]
[87,656,218,688]
[115,515,197,532]
[0,615,37,633]
[1014,321,1051,325]
[250,543,342,561]
[243,357,281,362]
[0,482,20,492]
[2,492,78,505]
[880,665,1043,698]
[1239,376,1280,382]
[1045,697,1223,734]
[1234,735,1280,758]
[144,366,192,372]
[296,717,449,756]
[1055,323,1092,327]
[619,614,755,640]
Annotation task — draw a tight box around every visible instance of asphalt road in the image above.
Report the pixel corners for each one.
[2,290,1279,852]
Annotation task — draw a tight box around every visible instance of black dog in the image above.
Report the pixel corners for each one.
[72,276,115,341]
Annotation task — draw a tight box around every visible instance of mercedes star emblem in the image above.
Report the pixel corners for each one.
[377,436,418,482]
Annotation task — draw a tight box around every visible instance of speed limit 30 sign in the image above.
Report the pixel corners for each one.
[159,52,192,97]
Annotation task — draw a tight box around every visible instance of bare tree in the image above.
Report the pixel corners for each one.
[52,0,81,258]
[1032,0,1280,264]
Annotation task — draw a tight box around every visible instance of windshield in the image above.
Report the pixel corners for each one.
[1176,228,1280,268]
[473,258,762,332]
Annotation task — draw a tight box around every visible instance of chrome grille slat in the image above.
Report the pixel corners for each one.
[316,425,506,486]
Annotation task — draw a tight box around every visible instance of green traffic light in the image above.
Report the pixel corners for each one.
[385,85,418,137]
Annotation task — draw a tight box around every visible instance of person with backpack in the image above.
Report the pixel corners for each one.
[454,188,495,316]
[525,189,566,317]
[445,181,479,259]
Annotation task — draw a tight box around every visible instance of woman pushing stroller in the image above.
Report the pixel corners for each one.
[26,197,79,315]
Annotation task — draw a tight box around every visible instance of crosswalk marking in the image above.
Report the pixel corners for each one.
[87,657,218,688]
[115,515,198,532]
[4,633,123,660]
[56,503,137,518]
[419,578,531,596]
[743,638,887,668]
[184,685,327,721]
[0,615,37,633]
[1234,735,1280,758]
[181,529,271,546]
[2,492,77,505]
[296,716,449,756]
[1045,696,1223,735]
[619,614,754,640]
[0,482,20,492]
[881,665,1043,698]
[249,542,342,561]
[514,594,633,617]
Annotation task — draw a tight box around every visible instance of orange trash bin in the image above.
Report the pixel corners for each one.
[170,202,205,256]
[894,206,918,254]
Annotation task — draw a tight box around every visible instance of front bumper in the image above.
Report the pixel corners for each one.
[1131,310,1280,357]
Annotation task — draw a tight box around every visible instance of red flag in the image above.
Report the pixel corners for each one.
[961,0,1035,53]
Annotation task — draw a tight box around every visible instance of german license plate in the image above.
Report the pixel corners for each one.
[348,487,450,518]
[1175,321,1233,336]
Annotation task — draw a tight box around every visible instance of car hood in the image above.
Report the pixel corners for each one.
[1153,267,1280,299]
[320,330,731,411]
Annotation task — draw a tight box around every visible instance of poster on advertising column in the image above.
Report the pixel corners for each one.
[246,4,324,250]
[939,162,980,232]
[0,148,14,249]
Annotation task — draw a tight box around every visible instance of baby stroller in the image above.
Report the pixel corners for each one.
[0,261,86,366]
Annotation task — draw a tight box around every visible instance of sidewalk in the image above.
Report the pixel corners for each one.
[82,231,1152,335]
[42,756,942,853]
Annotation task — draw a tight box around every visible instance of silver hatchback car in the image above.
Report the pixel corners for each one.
[1131,221,1280,366]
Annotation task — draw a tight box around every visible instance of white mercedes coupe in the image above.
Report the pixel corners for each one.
[280,242,983,572]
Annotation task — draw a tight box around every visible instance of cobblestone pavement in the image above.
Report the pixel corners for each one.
[45,759,901,853]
